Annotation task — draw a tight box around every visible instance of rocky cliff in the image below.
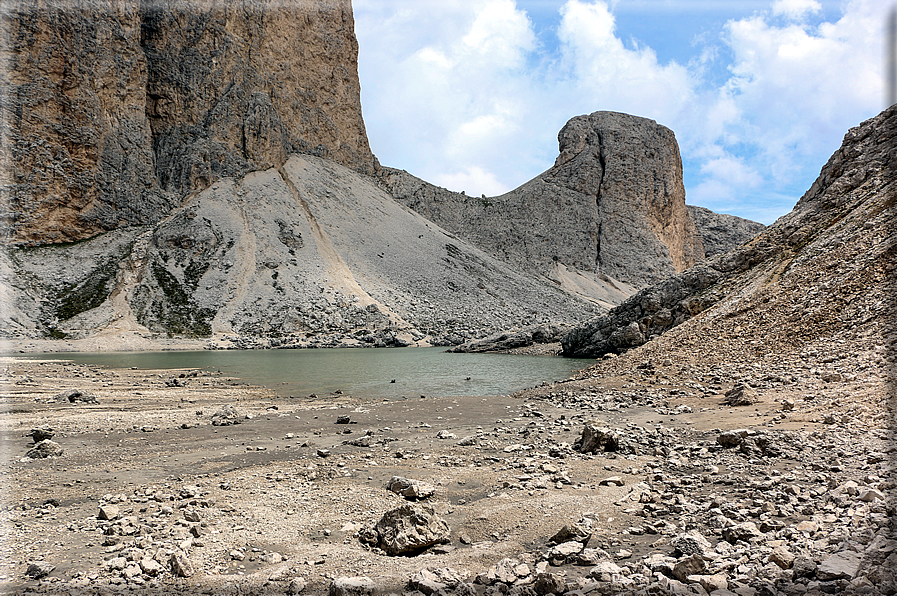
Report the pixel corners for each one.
[563,105,896,358]
[1,0,375,245]
[687,205,765,257]
[383,111,706,292]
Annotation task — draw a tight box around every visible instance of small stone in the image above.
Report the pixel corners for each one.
[329,576,374,596]
[336,415,351,424]
[672,554,707,581]
[25,561,55,579]
[317,449,331,458]
[183,509,200,522]
[169,552,194,577]
[599,476,624,486]
[98,504,120,520]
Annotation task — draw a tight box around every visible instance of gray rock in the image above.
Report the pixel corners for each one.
[724,384,756,406]
[816,551,861,581]
[687,205,764,258]
[588,560,624,582]
[25,561,55,580]
[169,551,194,577]
[550,524,592,546]
[98,504,120,521]
[547,541,585,566]
[672,554,707,582]
[533,572,567,595]
[717,430,745,448]
[329,576,375,596]
[29,428,55,443]
[671,531,712,556]
[25,440,63,459]
[210,405,243,426]
[365,504,450,556]
[288,577,308,595]
[577,421,619,453]
[55,389,99,404]
[386,476,436,501]
[722,521,764,544]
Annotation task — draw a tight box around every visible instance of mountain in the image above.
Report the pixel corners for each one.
[0,1,764,347]
[1,0,375,246]
[385,112,698,295]
[563,105,896,359]
[1,154,603,345]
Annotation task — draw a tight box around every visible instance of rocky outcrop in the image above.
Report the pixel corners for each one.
[1,0,375,245]
[383,111,704,291]
[687,205,765,257]
[2,154,601,343]
[562,105,897,358]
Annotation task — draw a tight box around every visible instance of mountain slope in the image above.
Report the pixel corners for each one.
[2,155,601,346]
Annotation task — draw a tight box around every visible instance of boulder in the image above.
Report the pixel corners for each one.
[364,504,450,556]
[25,440,63,459]
[25,561,55,580]
[817,551,862,581]
[54,389,99,404]
[549,523,592,545]
[386,476,436,501]
[169,551,194,577]
[577,421,619,453]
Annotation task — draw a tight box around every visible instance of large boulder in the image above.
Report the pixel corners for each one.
[361,504,450,556]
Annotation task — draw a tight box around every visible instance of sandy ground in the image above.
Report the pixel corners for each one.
[0,344,893,595]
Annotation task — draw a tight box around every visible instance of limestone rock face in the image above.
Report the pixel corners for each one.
[385,111,704,291]
[687,205,765,257]
[562,105,897,358]
[2,0,375,245]
[142,0,375,196]
[1,0,166,245]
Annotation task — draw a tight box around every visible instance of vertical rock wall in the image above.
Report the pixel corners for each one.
[1,0,376,245]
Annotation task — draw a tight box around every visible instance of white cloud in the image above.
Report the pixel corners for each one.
[771,0,822,20]
[554,0,695,123]
[355,0,886,224]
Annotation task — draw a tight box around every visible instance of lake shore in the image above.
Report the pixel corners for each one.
[1,330,893,595]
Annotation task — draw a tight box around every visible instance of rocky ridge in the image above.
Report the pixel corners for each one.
[384,112,760,294]
[1,0,375,245]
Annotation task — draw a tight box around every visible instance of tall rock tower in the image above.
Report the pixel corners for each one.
[1,0,376,245]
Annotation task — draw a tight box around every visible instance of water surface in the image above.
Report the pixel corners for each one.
[17,347,595,400]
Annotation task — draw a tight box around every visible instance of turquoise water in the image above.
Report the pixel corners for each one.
[15,347,595,399]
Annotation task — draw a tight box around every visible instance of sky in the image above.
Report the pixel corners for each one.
[353,0,891,224]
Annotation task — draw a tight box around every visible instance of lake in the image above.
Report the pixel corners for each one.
[15,347,595,400]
